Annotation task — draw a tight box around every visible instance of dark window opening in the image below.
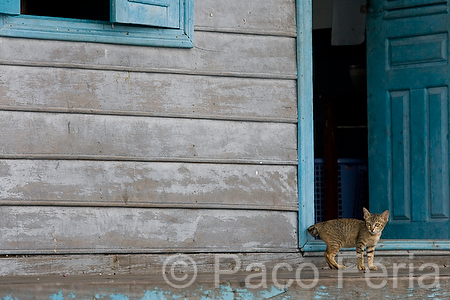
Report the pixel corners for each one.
[21,0,110,21]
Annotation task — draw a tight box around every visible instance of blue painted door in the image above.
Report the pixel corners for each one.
[367,0,450,239]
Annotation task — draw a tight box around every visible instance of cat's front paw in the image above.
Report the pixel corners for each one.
[329,264,346,270]
[358,265,367,271]
[369,265,377,270]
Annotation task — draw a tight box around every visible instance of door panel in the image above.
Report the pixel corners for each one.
[367,0,450,238]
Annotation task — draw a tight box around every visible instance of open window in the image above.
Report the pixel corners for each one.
[0,0,193,48]
[20,0,110,22]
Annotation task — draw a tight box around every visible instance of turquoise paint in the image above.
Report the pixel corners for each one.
[109,294,129,300]
[221,284,258,299]
[296,0,314,249]
[0,0,194,48]
[234,288,256,300]
[367,0,450,239]
[0,0,19,15]
[302,240,450,252]
[259,286,288,299]
[45,290,179,300]
[427,286,450,300]
[209,284,287,300]
[313,286,330,300]
[215,284,241,300]
[376,240,450,251]
[98,284,277,300]
[140,290,172,300]
[38,286,291,300]
[49,291,64,300]
[3,283,450,299]
[232,290,254,300]
[200,291,212,300]
[111,0,179,28]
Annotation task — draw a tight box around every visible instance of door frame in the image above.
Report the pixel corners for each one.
[296,0,450,251]
[296,0,315,250]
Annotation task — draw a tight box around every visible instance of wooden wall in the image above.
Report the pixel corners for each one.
[0,0,298,257]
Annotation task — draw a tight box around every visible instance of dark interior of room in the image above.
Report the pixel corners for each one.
[21,0,110,21]
[313,28,369,223]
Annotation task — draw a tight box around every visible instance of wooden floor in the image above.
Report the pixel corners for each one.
[1,266,450,299]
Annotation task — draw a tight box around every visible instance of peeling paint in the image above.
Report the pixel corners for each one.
[3,279,450,300]
[260,286,289,298]
[1,285,292,300]
[49,291,64,300]
[314,286,330,299]
[2,296,19,300]
[0,160,297,210]
[0,206,297,254]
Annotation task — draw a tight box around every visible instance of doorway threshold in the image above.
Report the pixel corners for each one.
[301,240,450,252]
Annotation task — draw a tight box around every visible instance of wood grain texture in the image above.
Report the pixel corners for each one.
[0,0,301,261]
[195,0,296,36]
[0,31,297,79]
[297,0,314,247]
[0,111,297,163]
[0,65,297,122]
[0,160,298,210]
[0,206,298,254]
[2,252,450,276]
[0,253,305,276]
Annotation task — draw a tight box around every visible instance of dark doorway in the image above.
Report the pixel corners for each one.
[313,28,369,223]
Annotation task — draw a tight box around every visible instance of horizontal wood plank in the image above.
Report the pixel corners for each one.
[0,32,297,79]
[0,65,297,122]
[195,0,296,37]
[2,252,450,276]
[0,206,298,254]
[0,253,304,276]
[0,111,297,163]
[0,160,298,210]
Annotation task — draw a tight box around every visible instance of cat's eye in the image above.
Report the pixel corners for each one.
[374,223,380,227]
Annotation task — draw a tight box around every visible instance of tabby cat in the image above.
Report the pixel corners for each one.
[307,207,389,271]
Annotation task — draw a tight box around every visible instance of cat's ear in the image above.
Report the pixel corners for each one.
[363,207,370,219]
[381,210,390,222]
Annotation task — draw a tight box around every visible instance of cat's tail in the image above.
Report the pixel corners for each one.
[307,224,319,237]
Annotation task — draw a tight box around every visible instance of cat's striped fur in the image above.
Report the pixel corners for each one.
[308,207,389,270]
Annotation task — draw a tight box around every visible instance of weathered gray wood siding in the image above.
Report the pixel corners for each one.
[0,0,298,255]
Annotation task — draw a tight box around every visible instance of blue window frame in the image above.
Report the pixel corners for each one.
[0,0,193,48]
